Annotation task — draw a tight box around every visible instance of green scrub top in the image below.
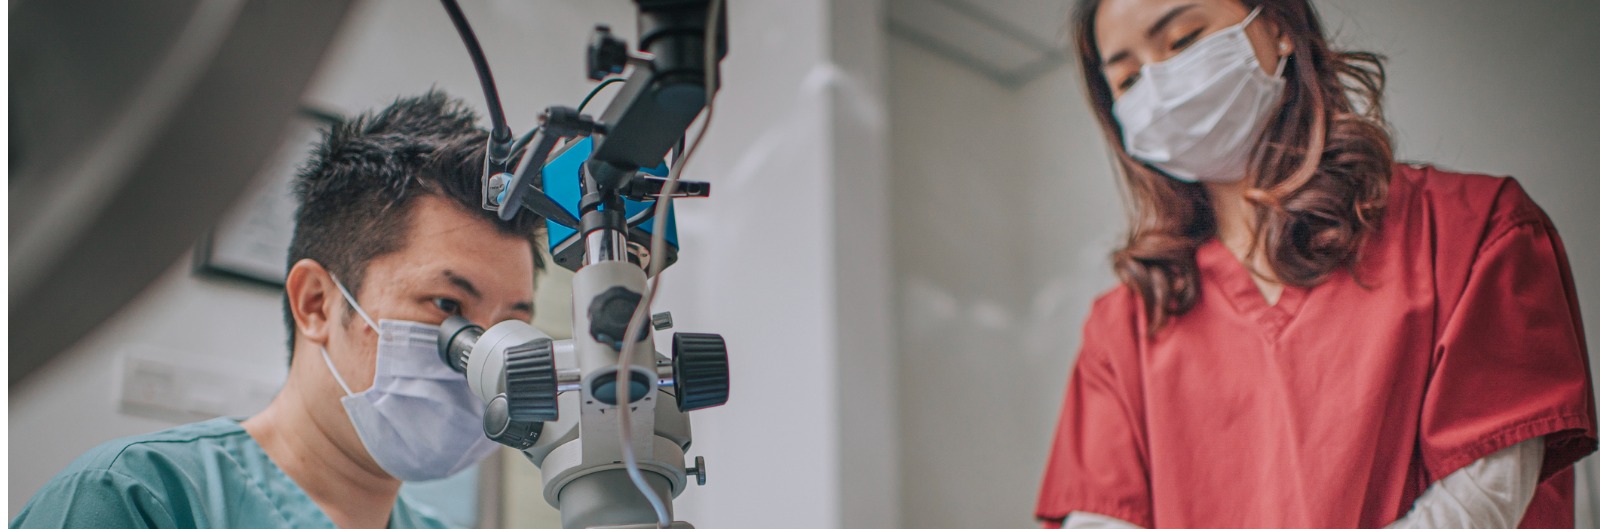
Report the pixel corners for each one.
[10,418,457,529]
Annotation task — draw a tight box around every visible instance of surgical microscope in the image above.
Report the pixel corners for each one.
[431,1,731,528]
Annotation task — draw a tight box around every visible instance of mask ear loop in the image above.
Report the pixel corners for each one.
[320,346,356,396]
[1242,5,1263,27]
[1244,7,1289,79]
[328,273,380,331]
[322,273,375,398]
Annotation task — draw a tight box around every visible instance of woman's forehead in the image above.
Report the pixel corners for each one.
[1093,0,1243,50]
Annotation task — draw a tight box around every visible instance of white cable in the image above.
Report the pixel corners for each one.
[614,0,723,527]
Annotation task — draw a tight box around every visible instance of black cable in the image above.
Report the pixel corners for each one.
[510,127,539,160]
[508,77,626,160]
[578,77,627,113]
[439,0,512,143]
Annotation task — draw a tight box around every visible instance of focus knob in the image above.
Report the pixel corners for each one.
[672,333,729,412]
[588,286,647,347]
[504,338,559,422]
[483,395,543,449]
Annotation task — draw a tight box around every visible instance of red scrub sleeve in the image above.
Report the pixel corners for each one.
[1036,301,1153,529]
[1420,200,1596,486]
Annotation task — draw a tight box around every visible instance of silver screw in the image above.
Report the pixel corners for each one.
[651,312,674,331]
[485,173,511,207]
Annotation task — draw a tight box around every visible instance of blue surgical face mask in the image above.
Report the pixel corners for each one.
[321,275,498,481]
[1112,6,1288,183]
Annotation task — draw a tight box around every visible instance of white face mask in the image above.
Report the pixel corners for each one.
[1113,7,1287,183]
[321,275,499,481]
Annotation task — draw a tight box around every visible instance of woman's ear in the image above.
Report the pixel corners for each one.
[286,259,335,346]
[1265,12,1294,57]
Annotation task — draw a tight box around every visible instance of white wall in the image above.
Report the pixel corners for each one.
[888,0,1600,527]
[651,0,900,527]
[888,34,1120,529]
[10,1,901,528]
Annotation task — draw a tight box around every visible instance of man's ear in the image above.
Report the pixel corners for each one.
[286,259,336,346]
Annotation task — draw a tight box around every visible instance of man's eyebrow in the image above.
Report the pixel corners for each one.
[1101,3,1200,66]
[441,270,482,300]
[441,270,533,315]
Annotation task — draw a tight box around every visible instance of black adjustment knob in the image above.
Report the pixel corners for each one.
[505,338,559,422]
[483,394,543,449]
[586,24,628,80]
[588,286,646,347]
[672,333,730,412]
[686,455,708,486]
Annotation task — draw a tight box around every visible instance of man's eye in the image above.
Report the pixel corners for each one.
[433,298,463,315]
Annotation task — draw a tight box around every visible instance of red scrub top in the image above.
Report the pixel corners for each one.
[1036,165,1596,528]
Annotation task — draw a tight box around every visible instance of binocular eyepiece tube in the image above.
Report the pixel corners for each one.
[438,315,483,373]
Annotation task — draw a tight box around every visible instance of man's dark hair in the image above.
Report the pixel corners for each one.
[283,90,545,360]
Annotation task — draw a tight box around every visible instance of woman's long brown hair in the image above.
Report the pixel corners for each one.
[1072,0,1393,331]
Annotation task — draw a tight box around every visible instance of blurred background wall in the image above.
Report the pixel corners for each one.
[10,0,1599,527]
[11,1,631,525]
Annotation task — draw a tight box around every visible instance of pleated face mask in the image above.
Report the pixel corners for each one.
[321,275,498,481]
[1112,6,1287,183]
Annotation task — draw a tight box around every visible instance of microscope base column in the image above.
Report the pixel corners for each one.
[557,469,677,529]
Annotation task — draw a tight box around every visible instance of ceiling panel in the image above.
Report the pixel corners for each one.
[887,0,1074,87]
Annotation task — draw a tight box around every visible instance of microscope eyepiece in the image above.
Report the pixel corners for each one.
[438,315,483,373]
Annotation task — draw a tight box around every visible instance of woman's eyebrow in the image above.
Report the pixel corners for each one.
[1105,49,1131,66]
[1147,4,1199,38]
[1101,3,1199,66]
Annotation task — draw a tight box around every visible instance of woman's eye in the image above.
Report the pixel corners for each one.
[1171,29,1203,51]
[1118,72,1141,92]
[433,298,462,315]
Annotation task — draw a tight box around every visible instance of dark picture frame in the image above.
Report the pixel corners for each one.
[194,107,342,287]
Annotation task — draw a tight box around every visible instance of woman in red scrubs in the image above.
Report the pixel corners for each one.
[1035,1,1596,528]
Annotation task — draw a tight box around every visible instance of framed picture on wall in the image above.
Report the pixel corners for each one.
[195,107,341,287]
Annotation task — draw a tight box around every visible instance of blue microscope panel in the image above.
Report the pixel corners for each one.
[541,136,678,253]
